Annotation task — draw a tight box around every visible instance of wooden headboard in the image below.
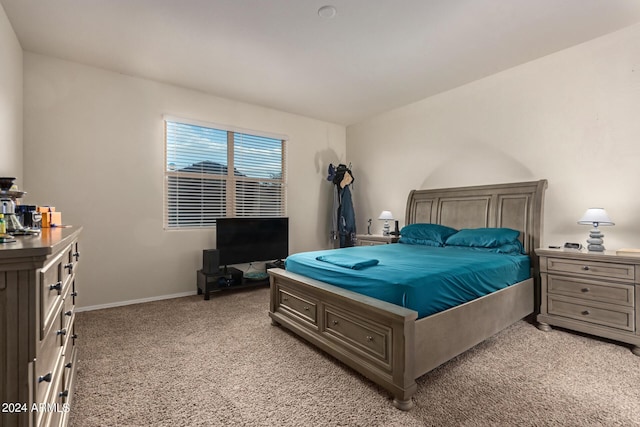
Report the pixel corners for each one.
[405,180,547,255]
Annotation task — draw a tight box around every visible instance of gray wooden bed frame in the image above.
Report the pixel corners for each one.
[268,179,547,410]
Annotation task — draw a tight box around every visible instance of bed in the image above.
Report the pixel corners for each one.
[268,180,547,410]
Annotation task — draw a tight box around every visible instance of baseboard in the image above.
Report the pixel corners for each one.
[76,290,197,312]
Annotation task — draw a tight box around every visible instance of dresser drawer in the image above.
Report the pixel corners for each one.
[61,319,74,370]
[548,295,635,332]
[547,257,634,281]
[62,343,77,396]
[64,240,80,277]
[277,288,318,327]
[61,284,75,331]
[34,357,63,427]
[41,360,65,427]
[547,275,634,306]
[36,299,64,393]
[35,335,63,409]
[40,250,66,339]
[323,305,391,369]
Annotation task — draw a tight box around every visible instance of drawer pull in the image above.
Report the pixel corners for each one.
[56,328,67,336]
[366,336,374,342]
[581,288,590,293]
[582,310,591,316]
[71,291,78,297]
[283,296,289,301]
[38,372,52,383]
[73,252,80,261]
[49,281,62,291]
[71,334,78,340]
[303,306,310,311]
[582,266,590,271]
[65,362,73,369]
[64,263,73,272]
[332,320,339,325]
[64,310,73,316]
[59,390,69,398]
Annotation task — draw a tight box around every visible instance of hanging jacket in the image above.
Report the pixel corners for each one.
[338,185,357,248]
[330,185,339,241]
[328,163,356,246]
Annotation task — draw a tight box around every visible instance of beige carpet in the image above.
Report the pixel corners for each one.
[70,287,640,427]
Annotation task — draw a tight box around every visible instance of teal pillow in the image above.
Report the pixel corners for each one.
[445,228,521,248]
[398,236,443,247]
[491,241,525,254]
[448,241,525,254]
[400,223,458,246]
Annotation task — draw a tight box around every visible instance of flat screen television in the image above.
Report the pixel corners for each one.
[216,217,289,266]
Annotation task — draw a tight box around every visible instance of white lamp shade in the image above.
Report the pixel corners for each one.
[578,208,614,226]
[378,210,394,220]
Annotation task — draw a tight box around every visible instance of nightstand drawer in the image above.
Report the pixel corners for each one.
[358,239,387,246]
[547,275,634,306]
[548,295,635,332]
[356,234,399,246]
[547,258,635,281]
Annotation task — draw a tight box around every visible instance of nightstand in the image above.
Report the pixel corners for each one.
[356,234,399,246]
[536,248,640,356]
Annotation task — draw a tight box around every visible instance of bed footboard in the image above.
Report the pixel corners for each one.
[268,268,419,409]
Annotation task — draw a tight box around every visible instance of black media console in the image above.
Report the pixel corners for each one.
[196,261,281,300]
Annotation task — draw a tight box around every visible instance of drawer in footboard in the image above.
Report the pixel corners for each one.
[323,305,392,371]
[274,285,319,329]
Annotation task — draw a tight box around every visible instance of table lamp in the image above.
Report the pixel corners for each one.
[378,210,394,236]
[578,208,614,252]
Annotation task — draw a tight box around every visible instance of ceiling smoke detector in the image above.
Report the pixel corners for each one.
[318,5,337,19]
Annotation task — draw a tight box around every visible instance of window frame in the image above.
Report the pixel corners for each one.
[163,116,288,230]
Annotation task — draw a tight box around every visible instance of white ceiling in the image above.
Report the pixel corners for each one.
[3,0,640,125]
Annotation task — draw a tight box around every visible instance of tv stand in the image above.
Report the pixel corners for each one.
[197,266,270,300]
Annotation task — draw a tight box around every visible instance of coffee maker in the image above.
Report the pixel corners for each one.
[0,177,40,235]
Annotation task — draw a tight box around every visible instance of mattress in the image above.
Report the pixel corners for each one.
[284,243,530,319]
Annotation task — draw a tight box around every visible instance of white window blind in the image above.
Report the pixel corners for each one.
[164,119,286,228]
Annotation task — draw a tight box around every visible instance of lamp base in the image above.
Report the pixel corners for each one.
[382,221,390,236]
[586,228,605,251]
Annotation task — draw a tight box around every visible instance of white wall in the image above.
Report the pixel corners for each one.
[0,3,22,181]
[347,23,640,251]
[23,53,346,308]
[19,21,640,308]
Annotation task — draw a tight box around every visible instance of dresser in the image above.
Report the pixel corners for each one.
[1,227,82,427]
[355,234,399,246]
[536,248,640,356]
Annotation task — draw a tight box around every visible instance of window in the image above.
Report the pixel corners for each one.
[164,117,287,228]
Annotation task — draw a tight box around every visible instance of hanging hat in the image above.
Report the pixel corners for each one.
[333,164,354,185]
[326,163,336,182]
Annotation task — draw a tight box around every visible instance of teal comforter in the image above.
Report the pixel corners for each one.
[284,243,530,319]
